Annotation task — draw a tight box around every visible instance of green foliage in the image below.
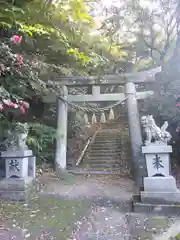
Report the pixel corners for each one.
[0,0,127,166]
[0,0,125,77]
[68,110,86,138]
[27,123,56,164]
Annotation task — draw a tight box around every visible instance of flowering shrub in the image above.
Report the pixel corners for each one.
[0,40,47,99]
[0,98,29,117]
[10,35,22,44]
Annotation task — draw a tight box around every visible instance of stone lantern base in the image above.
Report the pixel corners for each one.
[141,144,180,204]
[0,177,34,201]
[0,149,36,201]
[141,176,180,204]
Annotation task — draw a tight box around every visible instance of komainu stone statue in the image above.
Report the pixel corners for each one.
[141,115,172,145]
[15,122,29,150]
[3,122,29,151]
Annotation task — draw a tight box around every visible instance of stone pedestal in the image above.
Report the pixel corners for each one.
[141,176,180,204]
[0,149,36,201]
[0,177,33,201]
[141,144,180,204]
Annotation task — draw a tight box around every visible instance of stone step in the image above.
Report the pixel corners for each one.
[103,121,126,125]
[89,149,120,153]
[88,149,122,153]
[95,133,120,136]
[103,126,128,130]
[94,139,120,143]
[87,151,120,156]
[96,131,120,135]
[95,134,120,138]
[94,136,121,140]
[104,124,128,131]
[86,155,120,159]
[86,158,120,163]
[86,157,121,161]
[86,154,120,158]
[91,140,121,144]
[85,156,120,161]
[81,120,130,173]
[83,168,122,173]
[86,152,121,157]
[95,135,120,139]
[90,145,120,149]
[97,129,120,132]
[86,163,121,168]
[88,154,120,158]
[84,163,121,169]
[67,169,124,175]
[92,141,121,146]
[95,137,121,141]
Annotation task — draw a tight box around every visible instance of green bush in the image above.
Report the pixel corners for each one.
[27,123,56,164]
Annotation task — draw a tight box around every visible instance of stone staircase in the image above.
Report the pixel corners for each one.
[81,120,132,176]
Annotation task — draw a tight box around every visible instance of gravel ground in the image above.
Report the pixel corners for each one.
[39,173,135,202]
[39,172,179,240]
[71,205,177,240]
[0,170,179,240]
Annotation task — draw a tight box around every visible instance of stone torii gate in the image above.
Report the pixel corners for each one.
[45,67,161,187]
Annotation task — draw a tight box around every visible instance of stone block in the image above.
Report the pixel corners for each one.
[1,150,33,158]
[0,177,33,201]
[144,176,177,192]
[0,177,33,191]
[132,201,180,215]
[142,145,172,154]
[28,156,36,179]
[145,153,170,177]
[142,144,172,177]
[140,191,180,204]
[0,190,28,201]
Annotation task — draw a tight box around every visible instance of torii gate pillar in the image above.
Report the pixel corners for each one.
[125,82,146,188]
[55,86,68,171]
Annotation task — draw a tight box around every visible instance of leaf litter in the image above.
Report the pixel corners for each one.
[0,196,90,240]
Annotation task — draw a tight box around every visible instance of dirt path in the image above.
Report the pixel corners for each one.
[40,173,135,202]
[0,172,179,239]
[39,173,178,240]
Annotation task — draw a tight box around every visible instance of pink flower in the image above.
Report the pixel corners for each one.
[10,35,22,44]
[19,106,26,115]
[21,101,30,109]
[176,127,180,132]
[2,99,16,108]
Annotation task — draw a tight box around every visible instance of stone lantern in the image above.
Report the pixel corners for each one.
[0,97,36,201]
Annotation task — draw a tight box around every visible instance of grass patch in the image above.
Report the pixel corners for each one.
[0,197,90,239]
